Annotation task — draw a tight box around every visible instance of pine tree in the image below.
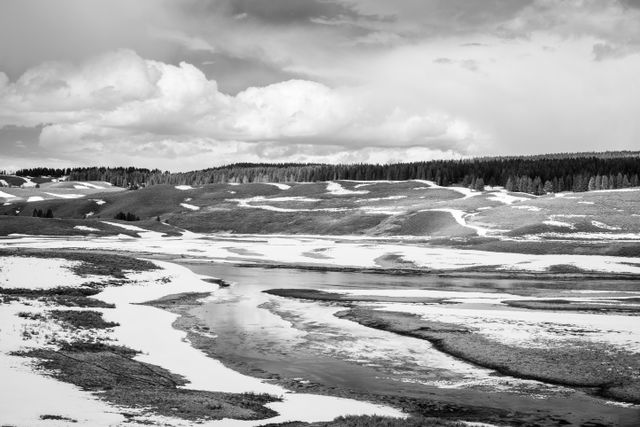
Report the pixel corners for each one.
[543,180,553,194]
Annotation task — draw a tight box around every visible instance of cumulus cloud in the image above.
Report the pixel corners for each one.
[0,50,481,169]
[1,0,639,170]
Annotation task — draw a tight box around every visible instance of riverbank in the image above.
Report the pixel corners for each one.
[0,248,405,426]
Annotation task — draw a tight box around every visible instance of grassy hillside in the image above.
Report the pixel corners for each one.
[1,180,639,239]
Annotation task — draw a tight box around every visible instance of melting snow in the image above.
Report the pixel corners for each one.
[26,196,44,202]
[74,225,100,232]
[591,221,622,231]
[101,221,147,232]
[510,205,541,212]
[543,220,575,229]
[0,190,16,198]
[0,256,92,289]
[44,192,84,199]
[175,185,194,190]
[180,203,200,211]
[326,182,369,195]
[487,191,530,205]
[265,183,291,190]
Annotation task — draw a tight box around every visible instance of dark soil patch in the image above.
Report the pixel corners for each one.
[40,414,78,422]
[263,415,465,426]
[335,307,640,404]
[49,310,119,329]
[0,248,158,278]
[503,299,640,313]
[0,287,115,308]
[264,288,447,305]
[16,341,279,422]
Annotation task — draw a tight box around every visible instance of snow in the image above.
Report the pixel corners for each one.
[510,205,542,212]
[326,182,369,195]
[423,208,495,237]
[74,225,100,232]
[0,256,92,289]
[229,196,347,213]
[0,190,16,198]
[543,220,575,229]
[1,255,404,425]
[380,300,640,351]
[591,221,621,231]
[0,179,9,186]
[175,185,194,190]
[97,260,405,423]
[92,199,106,205]
[487,190,530,205]
[26,196,44,202]
[20,176,37,188]
[265,183,291,190]
[76,182,106,189]
[355,196,407,202]
[44,192,85,199]
[4,231,640,275]
[180,203,200,211]
[101,221,148,232]
[0,353,125,426]
[590,188,640,194]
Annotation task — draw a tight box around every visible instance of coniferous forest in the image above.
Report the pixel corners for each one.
[14,151,640,195]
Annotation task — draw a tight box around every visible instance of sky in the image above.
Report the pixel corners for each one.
[0,0,639,172]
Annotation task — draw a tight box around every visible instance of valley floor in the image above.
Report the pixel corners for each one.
[1,231,640,426]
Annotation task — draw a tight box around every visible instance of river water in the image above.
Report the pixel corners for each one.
[180,262,640,399]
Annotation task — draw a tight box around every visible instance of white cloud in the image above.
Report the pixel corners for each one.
[0,49,481,168]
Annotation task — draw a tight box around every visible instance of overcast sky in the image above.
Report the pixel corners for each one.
[1,0,639,171]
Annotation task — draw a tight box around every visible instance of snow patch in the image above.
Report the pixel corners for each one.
[265,183,291,190]
[0,256,92,289]
[44,192,85,199]
[0,190,16,198]
[355,196,407,202]
[591,221,621,231]
[180,203,200,211]
[326,182,369,195]
[510,205,541,212]
[543,220,575,229]
[175,185,193,191]
[101,221,147,232]
[74,225,101,232]
[488,191,530,205]
[26,196,44,202]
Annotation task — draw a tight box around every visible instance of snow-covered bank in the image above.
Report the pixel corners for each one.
[0,261,126,426]
[3,231,639,275]
[0,254,404,426]
[0,256,99,289]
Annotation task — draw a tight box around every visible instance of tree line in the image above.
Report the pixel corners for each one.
[14,151,640,195]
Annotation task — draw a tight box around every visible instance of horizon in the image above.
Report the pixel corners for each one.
[4,149,640,175]
[1,1,639,171]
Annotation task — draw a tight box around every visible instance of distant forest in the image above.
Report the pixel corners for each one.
[14,151,640,195]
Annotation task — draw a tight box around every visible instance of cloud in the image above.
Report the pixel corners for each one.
[1,1,640,170]
[0,50,481,169]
